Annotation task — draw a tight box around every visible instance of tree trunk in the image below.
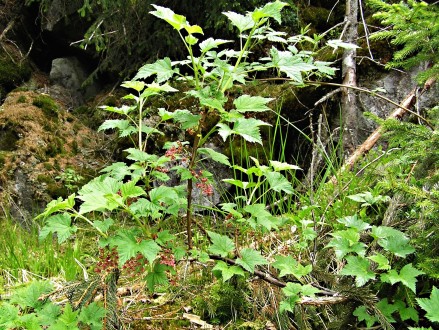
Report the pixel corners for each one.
[341,0,359,156]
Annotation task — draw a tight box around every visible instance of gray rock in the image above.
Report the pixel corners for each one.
[49,57,99,107]
[358,64,439,138]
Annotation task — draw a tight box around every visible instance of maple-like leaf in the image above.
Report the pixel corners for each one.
[145,263,169,292]
[78,302,107,330]
[235,248,268,273]
[39,213,77,244]
[353,306,378,328]
[340,256,376,287]
[207,231,235,257]
[381,263,424,293]
[376,298,398,323]
[416,286,439,323]
[272,255,312,279]
[212,260,245,282]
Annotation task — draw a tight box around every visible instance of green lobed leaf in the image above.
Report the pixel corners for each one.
[56,303,79,328]
[199,38,231,53]
[78,302,106,330]
[197,147,231,166]
[184,24,203,35]
[35,194,75,220]
[125,148,159,163]
[368,253,391,270]
[381,263,424,293]
[376,298,398,323]
[265,171,294,194]
[138,239,162,264]
[340,256,375,287]
[156,230,175,246]
[100,162,132,181]
[38,303,61,327]
[120,181,146,200]
[185,35,198,45]
[272,255,313,279]
[371,226,415,257]
[353,306,378,328]
[269,160,301,171]
[222,11,254,33]
[337,215,371,231]
[92,218,114,234]
[252,1,288,24]
[121,80,145,92]
[326,229,367,259]
[235,248,268,273]
[233,95,273,113]
[217,123,234,142]
[282,282,303,297]
[133,57,176,83]
[145,263,170,292]
[172,109,201,129]
[39,213,77,244]
[279,296,300,313]
[212,260,245,282]
[99,104,136,116]
[10,281,53,310]
[0,303,20,328]
[20,314,40,330]
[77,177,122,213]
[300,284,320,297]
[416,286,439,323]
[233,118,271,144]
[207,231,235,257]
[150,5,187,31]
[394,299,419,322]
[244,203,278,231]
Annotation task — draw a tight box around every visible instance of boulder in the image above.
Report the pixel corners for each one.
[49,57,99,107]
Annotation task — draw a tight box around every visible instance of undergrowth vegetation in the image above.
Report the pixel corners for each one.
[0,1,438,329]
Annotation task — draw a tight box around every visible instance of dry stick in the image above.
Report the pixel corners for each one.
[0,20,15,41]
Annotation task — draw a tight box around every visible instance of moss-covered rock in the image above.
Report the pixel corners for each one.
[32,94,59,119]
[0,49,31,100]
[0,90,107,225]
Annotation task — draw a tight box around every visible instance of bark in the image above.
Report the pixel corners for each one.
[341,0,359,155]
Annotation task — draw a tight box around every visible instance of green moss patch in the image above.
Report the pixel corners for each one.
[32,95,59,119]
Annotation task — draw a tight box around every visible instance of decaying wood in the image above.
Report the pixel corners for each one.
[333,77,436,181]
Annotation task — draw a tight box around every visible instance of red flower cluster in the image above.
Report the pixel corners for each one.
[191,170,214,196]
[165,141,183,160]
[155,166,170,173]
[122,253,147,277]
[159,249,176,267]
[95,247,119,274]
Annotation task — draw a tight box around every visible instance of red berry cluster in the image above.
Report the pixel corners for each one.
[95,247,119,274]
[155,166,170,173]
[159,249,176,267]
[191,170,214,196]
[165,141,183,160]
[122,253,147,278]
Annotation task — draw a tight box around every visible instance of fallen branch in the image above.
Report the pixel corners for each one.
[0,20,15,42]
[208,254,352,306]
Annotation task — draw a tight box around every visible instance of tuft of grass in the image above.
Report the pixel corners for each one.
[0,217,85,286]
